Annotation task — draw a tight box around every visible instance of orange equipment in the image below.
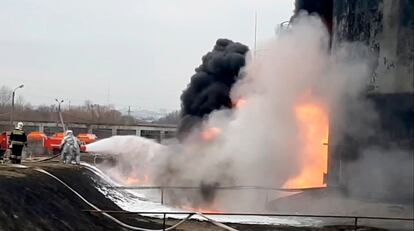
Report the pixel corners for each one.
[44,132,65,155]
[0,131,10,157]
[44,132,95,154]
[2,130,95,157]
[77,133,97,145]
[27,131,47,141]
[27,131,48,155]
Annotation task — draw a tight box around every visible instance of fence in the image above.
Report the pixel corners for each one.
[103,185,414,230]
[84,210,414,231]
[108,185,326,205]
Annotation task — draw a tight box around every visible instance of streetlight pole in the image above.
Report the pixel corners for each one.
[10,84,24,129]
[55,99,66,132]
[254,11,257,57]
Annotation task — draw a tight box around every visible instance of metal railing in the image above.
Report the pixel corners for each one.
[108,185,325,205]
[84,210,414,231]
[104,185,414,230]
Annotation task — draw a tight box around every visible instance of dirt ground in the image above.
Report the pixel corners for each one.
[0,160,411,231]
[0,161,289,231]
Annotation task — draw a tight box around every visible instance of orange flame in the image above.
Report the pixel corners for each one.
[283,100,329,188]
[181,205,222,213]
[234,98,247,109]
[125,175,149,185]
[201,127,221,141]
[126,177,140,185]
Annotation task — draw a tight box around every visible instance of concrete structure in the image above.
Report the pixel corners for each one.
[333,0,413,93]
[0,120,177,142]
[328,0,413,203]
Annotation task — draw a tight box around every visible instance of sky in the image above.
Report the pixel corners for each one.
[0,0,294,112]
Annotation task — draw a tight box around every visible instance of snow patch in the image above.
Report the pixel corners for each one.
[82,162,322,226]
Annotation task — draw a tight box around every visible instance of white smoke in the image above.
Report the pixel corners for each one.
[87,14,375,211]
[86,136,168,185]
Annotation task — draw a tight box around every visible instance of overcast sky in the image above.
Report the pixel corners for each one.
[0,0,294,112]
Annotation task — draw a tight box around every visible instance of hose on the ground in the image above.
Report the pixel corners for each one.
[6,163,238,231]
[195,212,238,231]
[80,164,238,231]
[30,153,61,162]
[34,168,197,231]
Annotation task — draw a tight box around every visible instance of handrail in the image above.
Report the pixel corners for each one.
[108,185,326,192]
[83,210,414,221]
[110,185,326,205]
[84,210,414,231]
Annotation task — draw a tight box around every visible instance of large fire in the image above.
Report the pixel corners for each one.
[283,100,329,188]
[199,98,244,142]
[201,127,221,141]
[125,175,149,185]
[181,205,222,213]
[234,98,247,109]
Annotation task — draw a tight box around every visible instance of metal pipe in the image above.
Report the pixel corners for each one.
[55,99,66,132]
[82,210,414,221]
[254,11,257,57]
[10,91,14,129]
[160,188,164,205]
[10,84,24,129]
[354,217,358,231]
[109,185,326,192]
[162,214,166,231]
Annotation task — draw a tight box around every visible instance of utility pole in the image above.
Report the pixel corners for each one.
[254,11,258,57]
[55,99,66,132]
[10,84,24,129]
[106,83,111,106]
[128,106,131,117]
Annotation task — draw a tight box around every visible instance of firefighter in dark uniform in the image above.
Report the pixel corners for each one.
[9,122,27,164]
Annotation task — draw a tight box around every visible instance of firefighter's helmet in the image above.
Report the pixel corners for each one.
[16,122,24,130]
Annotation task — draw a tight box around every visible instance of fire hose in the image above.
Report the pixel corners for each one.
[32,167,238,231]
[34,168,192,231]
[30,153,61,163]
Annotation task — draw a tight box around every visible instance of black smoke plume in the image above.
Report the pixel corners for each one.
[178,39,249,138]
[293,0,333,34]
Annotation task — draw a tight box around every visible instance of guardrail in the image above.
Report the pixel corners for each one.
[103,186,413,230]
[107,185,326,205]
[84,210,414,231]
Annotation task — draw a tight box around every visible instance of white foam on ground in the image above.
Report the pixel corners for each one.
[81,162,322,227]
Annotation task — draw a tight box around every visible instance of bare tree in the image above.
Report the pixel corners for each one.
[153,110,180,124]
[0,85,141,125]
[0,86,11,108]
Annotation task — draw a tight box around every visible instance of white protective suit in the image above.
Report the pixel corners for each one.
[60,130,81,164]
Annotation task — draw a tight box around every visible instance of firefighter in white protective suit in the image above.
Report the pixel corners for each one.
[60,130,81,165]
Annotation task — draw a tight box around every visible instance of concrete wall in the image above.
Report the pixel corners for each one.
[116,129,136,136]
[333,0,414,93]
[141,130,162,142]
[0,121,177,142]
[328,0,414,203]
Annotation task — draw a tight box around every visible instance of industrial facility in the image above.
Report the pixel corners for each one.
[327,0,413,203]
[0,0,413,230]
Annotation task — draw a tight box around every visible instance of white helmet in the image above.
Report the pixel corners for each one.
[65,130,73,136]
[16,122,24,130]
